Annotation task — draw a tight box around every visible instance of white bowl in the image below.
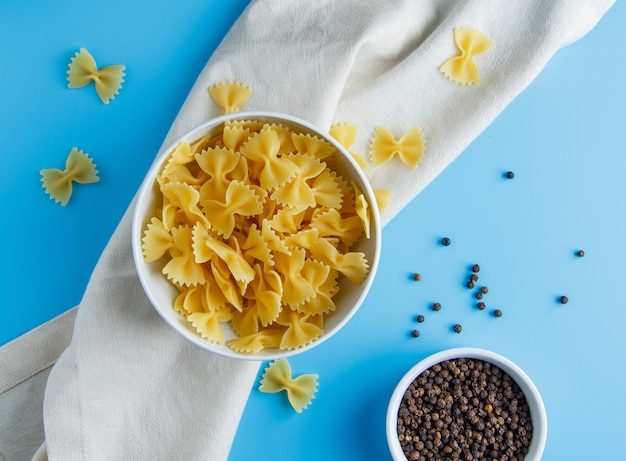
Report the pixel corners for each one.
[386,347,547,461]
[132,111,381,360]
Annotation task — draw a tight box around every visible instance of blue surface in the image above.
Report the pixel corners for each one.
[2,1,625,460]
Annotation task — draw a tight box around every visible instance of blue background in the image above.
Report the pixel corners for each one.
[2,1,624,460]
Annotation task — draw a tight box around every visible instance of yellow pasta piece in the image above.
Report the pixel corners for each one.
[174,285,205,317]
[230,303,260,337]
[355,193,371,240]
[208,81,253,113]
[141,217,174,263]
[440,27,493,85]
[161,182,210,229]
[200,180,263,238]
[329,123,370,170]
[240,127,299,191]
[162,225,205,287]
[259,358,319,413]
[310,169,344,209]
[276,309,324,351]
[210,257,245,311]
[40,147,99,206]
[245,264,283,326]
[192,223,255,284]
[294,260,334,316]
[236,223,274,267]
[310,208,364,247]
[369,126,425,169]
[268,208,306,235]
[228,328,283,353]
[270,153,325,210]
[66,48,125,104]
[160,141,194,180]
[265,123,296,155]
[195,147,241,199]
[374,189,394,212]
[222,122,253,151]
[188,307,233,344]
[310,238,369,284]
[274,248,316,308]
[291,133,336,159]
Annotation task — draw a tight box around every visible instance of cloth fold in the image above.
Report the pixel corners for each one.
[41,0,613,459]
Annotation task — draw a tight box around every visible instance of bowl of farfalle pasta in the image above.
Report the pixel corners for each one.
[132,111,381,360]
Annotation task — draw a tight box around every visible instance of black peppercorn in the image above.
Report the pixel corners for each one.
[505,171,515,179]
[493,309,503,318]
[471,264,480,273]
[559,296,569,304]
[413,273,422,281]
[475,292,483,300]
[477,302,486,310]
[469,274,478,282]
[467,281,475,289]
[412,329,421,338]
[576,250,585,257]
[432,303,442,312]
[441,237,451,246]
[417,315,425,323]
[453,324,462,334]
[480,286,489,294]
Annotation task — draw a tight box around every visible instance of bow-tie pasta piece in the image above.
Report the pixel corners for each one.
[67,48,125,104]
[276,308,325,351]
[440,27,493,85]
[40,147,99,206]
[188,307,234,345]
[208,81,252,114]
[141,116,374,352]
[259,358,319,413]
[329,123,370,169]
[369,126,425,169]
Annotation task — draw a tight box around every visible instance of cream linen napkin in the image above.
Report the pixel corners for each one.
[41,0,613,460]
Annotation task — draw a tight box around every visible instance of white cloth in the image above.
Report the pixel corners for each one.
[40,1,613,460]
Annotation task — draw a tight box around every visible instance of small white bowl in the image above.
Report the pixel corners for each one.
[387,347,547,461]
[132,111,381,360]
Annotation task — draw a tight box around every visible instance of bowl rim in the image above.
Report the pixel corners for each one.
[131,110,382,360]
[386,347,547,461]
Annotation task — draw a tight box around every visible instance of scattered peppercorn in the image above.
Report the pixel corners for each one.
[441,237,451,246]
[576,250,585,257]
[477,302,486,310]
[432,302,442,312]
[411,329,421,338]
[417,315,425,323]
[453,324,462,334]
[471,264,480,273]
[480,286,489,294]
[493,309,503,318]
[469,274,478,282]
[505,171,515,179]
[559,296,569,304]
[412,273,422,281]
[475,291,483,300]
[397,358,533,461]
[466,281,475,289]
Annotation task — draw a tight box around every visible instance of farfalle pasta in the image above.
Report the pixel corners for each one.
[369,126,425,169]
[208,81,253,114]
[440,27,493,85]
[259,358,319,413]
[67,48,125,104]
[141,118,373,353]
[40,147,100,206]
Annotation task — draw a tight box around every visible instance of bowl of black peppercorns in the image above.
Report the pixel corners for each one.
[387,348,547,461]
